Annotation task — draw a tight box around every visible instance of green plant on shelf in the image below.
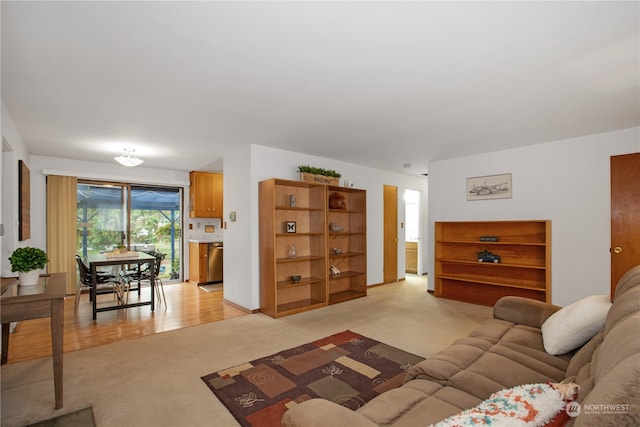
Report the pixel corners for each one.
[297,165,342,178]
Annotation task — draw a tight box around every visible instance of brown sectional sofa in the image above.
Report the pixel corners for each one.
[283,265,640,427]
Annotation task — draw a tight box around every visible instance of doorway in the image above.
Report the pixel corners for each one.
[610,153,640,296]
[383,185,398,283]
[404,189,420,275]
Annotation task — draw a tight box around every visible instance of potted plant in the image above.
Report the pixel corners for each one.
[9,246,49,286]
[297,165,342,185]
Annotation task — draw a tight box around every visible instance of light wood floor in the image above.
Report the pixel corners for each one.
[3,281,248,364]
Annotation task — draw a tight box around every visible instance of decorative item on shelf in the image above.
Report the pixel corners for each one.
[329,222,343,232]
[290,275,302,283]
[477,249,501,263]
[298,165,341,186]
[8,246,49,286]
[289,194,296,207]
[285,221,297,233]
[329,192,347,210]
[288,244,298,259]
[480,236,499,242]
[332,248,342,254]
[329,265,341,276]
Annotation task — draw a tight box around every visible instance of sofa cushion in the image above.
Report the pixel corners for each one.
[463,351,566,389]
[564,331,604,381]
[611,265,640,300]
[592,315,640,383]
[405,340,490,384]
[355,385,438,427]
[493,296,562,328]
[541,295,611,355]
[467,318,514,342]
[572,353,640,427]
[490,342,569,378]
[605,286,640,335]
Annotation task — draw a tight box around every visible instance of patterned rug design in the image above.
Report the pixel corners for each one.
[201,330,425,427]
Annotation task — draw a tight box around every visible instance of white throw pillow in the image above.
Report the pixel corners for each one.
[541,294,611,355]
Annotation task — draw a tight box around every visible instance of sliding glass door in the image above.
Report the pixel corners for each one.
[77,182,128,256]
[76,181,182,281]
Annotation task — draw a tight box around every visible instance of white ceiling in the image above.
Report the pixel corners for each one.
[2,1,639,176]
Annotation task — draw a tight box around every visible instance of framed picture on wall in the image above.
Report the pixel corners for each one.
[467,173,512,201]
[19,160,31,240]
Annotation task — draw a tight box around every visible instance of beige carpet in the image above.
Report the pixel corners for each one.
[1,276,491,427]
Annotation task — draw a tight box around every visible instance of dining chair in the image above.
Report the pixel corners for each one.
[74,255,123,315]
[119,251,167,306]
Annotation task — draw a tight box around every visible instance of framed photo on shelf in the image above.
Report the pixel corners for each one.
[285,221,297,233]
[467,173,512,201]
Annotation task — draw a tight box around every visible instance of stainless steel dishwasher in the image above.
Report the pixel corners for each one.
[207,242,223,283]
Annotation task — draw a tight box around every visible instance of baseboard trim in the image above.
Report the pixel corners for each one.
[223,298,259,314]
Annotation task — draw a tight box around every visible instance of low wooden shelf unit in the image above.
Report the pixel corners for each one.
[434,220,551,306]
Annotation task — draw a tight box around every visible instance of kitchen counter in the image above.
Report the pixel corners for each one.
[189,239,223,243]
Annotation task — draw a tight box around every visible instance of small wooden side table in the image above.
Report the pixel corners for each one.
[1,273,66,409]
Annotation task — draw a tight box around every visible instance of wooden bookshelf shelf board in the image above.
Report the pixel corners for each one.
[276,277,325,288]
[329,271,365,280]
[276,255,325,263]
[435,220,551,306]
[329,290,366,305]
[277,299,326,315]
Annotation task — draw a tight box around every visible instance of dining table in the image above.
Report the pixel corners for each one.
[1,272,66,409]
[85,251,155,320]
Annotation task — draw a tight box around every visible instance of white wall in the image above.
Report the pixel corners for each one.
[220,145,256,309]
[1,101,32,276]
[222,144,428,311]
[427,127,640,306]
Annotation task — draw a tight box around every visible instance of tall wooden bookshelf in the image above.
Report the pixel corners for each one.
[434,220,551,306]
[259,179,366,318]
[327,186,367,305]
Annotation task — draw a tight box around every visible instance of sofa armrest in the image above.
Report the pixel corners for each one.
[282,399,378,427]
[493,296,562,329]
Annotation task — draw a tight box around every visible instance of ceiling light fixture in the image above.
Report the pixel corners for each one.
[114,148,144,167]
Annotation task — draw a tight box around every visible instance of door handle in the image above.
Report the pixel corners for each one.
[613,246,623,254]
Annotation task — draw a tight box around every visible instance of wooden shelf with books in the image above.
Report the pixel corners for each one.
[434,220,551,306]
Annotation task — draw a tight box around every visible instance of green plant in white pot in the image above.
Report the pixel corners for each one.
[9,247,49,286]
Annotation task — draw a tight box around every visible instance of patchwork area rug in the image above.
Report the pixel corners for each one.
[201,330,425,427]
